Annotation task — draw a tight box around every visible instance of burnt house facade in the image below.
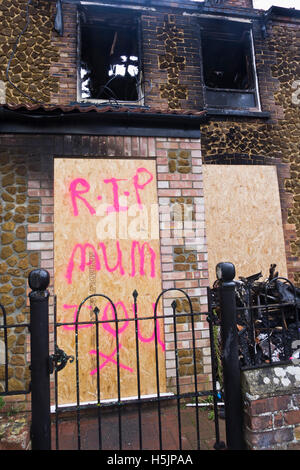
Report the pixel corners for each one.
[0,0,300,405]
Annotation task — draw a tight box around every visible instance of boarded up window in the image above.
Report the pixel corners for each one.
[54,158,166,405]
[203,165,288,283]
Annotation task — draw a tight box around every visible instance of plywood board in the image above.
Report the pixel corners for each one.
[203,165,288,284]
[54,158,166,405]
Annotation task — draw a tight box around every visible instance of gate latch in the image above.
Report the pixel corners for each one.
[49,345,74,374]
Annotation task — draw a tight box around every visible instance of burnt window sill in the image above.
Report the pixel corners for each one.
[77,98,149,109]
[205,108,271,119]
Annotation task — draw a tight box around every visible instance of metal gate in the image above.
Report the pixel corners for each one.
[50,287,226,450]
[1,267,248,451]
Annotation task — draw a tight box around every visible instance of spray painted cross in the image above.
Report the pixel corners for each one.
[89,345,134,375]
[62,300,165,376]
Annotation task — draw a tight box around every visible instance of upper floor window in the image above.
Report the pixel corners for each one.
[78,8,142,104]
[200,18,260,111]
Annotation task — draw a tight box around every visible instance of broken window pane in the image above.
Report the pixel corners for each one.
[79,10,141,103]
[202,36,254,90]
[200,19,259,109]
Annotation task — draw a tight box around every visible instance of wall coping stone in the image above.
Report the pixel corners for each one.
[241,364,300,400]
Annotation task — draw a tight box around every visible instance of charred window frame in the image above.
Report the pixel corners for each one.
[77,7,143,105]
[200,18,261,111]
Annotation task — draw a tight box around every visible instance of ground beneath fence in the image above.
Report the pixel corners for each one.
[51,403,226,451]
[0,413,31,450]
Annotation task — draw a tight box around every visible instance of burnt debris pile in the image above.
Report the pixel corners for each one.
[211,264,300,368]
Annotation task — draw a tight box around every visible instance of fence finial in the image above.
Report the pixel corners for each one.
[216,262,235,282]
[28,269,50,291]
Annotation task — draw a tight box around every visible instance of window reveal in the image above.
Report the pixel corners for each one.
[200,19,260,110]
[79,11,141,103]
[202,36,254,90]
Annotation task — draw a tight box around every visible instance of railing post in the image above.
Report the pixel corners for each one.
[29,269,51,450]
[216,262,245,450]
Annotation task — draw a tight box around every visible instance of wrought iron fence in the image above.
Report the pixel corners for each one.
[52,288,225,450]
[210,265,300,371]
[0,302,30,398]
[1,267,251,450]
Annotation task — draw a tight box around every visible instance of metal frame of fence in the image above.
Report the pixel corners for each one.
[51,288,225,450]
[0,269,230,450]
[0,303,30,397]
[6,263,296,450]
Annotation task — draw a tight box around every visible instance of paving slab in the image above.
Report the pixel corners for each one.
[51,403,226,451]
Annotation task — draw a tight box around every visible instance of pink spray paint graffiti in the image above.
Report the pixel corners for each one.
[90,345,134,375]
[65,240,157,284]
[103,177,129,213]
[68,167,154,217]
[61,300,165,375]
[133,167,153,210]
[137,303,165,352]
[62,303,93,330]
[69,178,96,216]
[60,163,164,382]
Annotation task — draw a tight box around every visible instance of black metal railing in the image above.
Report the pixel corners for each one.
[0,269,52,450]
[0,302,30,398]
[52,287,225,451]
[2,266,252,451]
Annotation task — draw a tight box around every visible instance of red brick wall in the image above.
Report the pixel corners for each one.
[50,2,77,105]
[242,366,300,450]
[244,393,300,450]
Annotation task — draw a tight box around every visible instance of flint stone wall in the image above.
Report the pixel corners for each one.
[0,0,60,104]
